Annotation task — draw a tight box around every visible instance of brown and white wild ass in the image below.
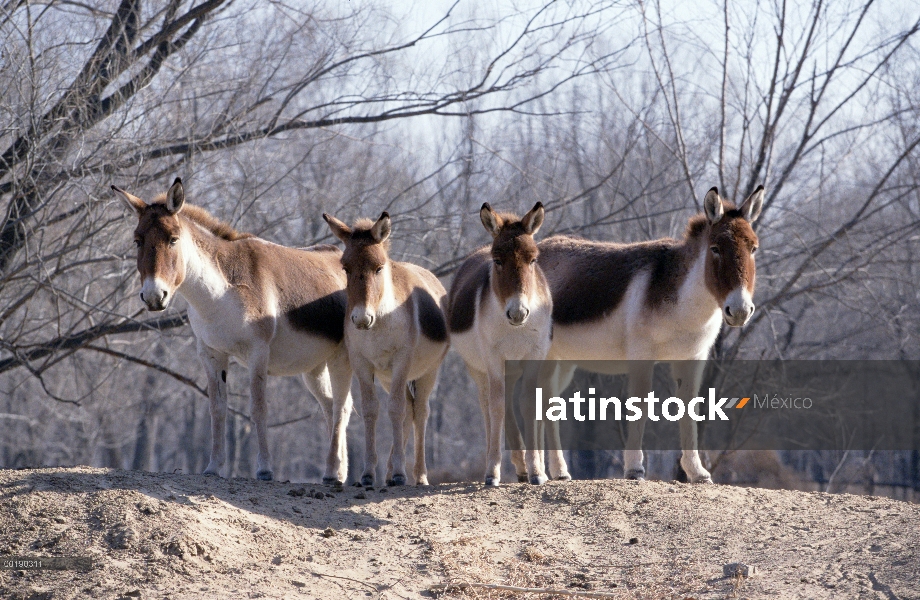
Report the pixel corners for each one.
[537,186,764,483]
[324,212,449,486]
[114,178,353,483]
[447,202,563,486]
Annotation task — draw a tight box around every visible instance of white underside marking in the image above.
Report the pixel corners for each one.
[548,250,722,362]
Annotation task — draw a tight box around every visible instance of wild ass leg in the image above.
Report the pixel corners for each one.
[386,355,412,486]
[327,348,353,484]
[503,361,528,483]
[545,425,570,481]
[672,360,713,483]
[519,360,548,485]
[623,362,654,480]
[409,372,437,486]
[392,388,414,485]
[199,343,229,477]
[467,368,494,486]
[485,369,506,487]
[303,350,353,485]
[248,346,273,481]
[543,362,574,481]
[353,358,379,487]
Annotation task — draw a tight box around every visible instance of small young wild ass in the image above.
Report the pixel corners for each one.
[324,212,449,486]
[114,178,354,483]
[537,186,764,483]
[447,202,563,486]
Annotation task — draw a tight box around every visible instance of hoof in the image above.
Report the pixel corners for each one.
[693,475,714,484]
[529,474,548,486]
[202,469,220,477]
[322,477,343,486]
[360,474,375,487]
[416,481,430,487]
[517,473,529,483]
[625,468,646,481]
[387,474,406,487]
[484,476,500,488]
[256,469,274,481]
[555,474,572,481]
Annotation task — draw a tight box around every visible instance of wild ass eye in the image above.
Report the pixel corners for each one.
[710,246,720,257]
[375,266,383,274]
[169,236,179,246]
[134,238,142,248]
[493,258,502,267]
[751,246,758,255]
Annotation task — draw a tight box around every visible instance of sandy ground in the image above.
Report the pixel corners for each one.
[0,467,917,599]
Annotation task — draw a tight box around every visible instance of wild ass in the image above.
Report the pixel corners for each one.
[447,202,563,486]
[324,212,449,486]
[537,186,764,483]
[114,178,353,483]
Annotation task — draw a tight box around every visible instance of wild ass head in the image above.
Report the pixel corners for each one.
[479,202,545,327]
[113,178,188,312]
[323,211,392,330]
[701,185,764,327]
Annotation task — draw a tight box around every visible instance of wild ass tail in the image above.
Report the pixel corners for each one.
[406,380,418,413]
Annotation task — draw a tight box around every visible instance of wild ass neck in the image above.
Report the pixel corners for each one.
[373,263,399,317]
[675,237,722,323]
[175,218,233,313]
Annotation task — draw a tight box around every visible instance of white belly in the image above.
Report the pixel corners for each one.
[548,299,723,362]
[189,303,339,376]
[266,318,340,376]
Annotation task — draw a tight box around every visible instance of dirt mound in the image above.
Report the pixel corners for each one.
[0,467,917,599]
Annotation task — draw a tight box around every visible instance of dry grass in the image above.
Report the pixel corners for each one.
[429,536,556,599]
[520,545,550,565]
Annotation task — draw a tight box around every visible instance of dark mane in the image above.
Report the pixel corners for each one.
[684,200,743,241]
[685,215,709,240]
[349,217,391,251]
[684,201,739,240]
[496,211,521,224]
[151,193,253,241]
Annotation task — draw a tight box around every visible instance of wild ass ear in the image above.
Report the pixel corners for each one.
[479,203,503,237]
[165,178,185,214]
[739,185,765,223]
[521,202,544,236]
[323,213,352,242]
[111,185,146,215]
[703,187,724,225]
[370,211,391,244]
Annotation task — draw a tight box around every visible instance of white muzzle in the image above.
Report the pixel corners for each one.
[351,305,375,330]
[723,287,754,326]
[140,277,171,311]
[505,296,531,327]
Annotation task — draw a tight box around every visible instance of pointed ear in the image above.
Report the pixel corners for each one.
[370,211,391,244]
[165,177,185,214]
[111,185,146,215]
[739,185,765,223]
[479,203,502,237]
[322,213,352,242]
[521,202,544,236]
[703,187,724,225]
